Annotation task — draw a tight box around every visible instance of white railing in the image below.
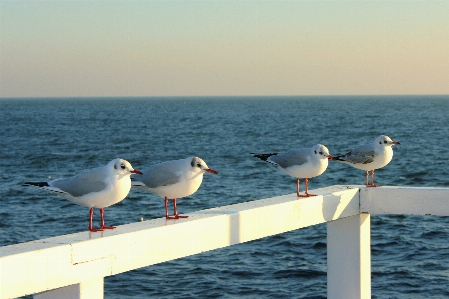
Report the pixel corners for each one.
[1,185,448,299]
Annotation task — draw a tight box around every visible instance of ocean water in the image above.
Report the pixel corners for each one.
[1,96,448,298]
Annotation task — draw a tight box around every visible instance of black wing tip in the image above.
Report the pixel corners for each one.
[23,182,49,187]
[330,150,353,161]
[330,155,345,161]
[131,180,145,187]
[250,152,278,161]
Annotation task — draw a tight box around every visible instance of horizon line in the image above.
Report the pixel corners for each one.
[1,94,448,100]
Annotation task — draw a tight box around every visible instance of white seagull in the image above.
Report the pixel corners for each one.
[24,158,142,232]
[331,135,400,187]
[131,156,217,219]
[251,144,332,197]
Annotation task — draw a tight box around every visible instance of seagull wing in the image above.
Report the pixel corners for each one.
[338,143,376,164]
[50,167,108,197]
[268,148,309,169]
[133,162,181,189]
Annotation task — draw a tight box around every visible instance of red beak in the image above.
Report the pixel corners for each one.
[327,155,333,159]
[392,141,400,145]
[131,170,143,175]
[206,168,218,174]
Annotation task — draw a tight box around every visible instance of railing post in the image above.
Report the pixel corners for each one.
[33,277,104,299]
[327,214,371,299]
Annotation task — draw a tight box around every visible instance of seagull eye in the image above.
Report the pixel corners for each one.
[197,163,202,168]
[120,164,126,169]
[319,151,323,155]
[384,140,388,144]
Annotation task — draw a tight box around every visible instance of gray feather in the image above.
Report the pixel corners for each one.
[334,143,376,164]
[268,148,309,168]
[133,162,181,189]
[50,167,107,197]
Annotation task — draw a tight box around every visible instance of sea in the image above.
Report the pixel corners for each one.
[1,95,448,299]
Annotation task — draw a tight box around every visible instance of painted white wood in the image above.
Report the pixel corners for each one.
[1,185,448,299]
[0,242,110,299]
[0,185,359,299]
[361,186,449,216]
[327,214,371,299]
[34,278,103,299]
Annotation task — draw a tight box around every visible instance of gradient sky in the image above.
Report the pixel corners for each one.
[1,1,448,98]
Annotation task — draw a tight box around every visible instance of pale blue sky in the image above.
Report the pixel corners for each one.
[1,1,448,97]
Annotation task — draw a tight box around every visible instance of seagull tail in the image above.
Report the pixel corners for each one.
[23,182,67,195]
[329,154,347,162]
[23,181,50,187]
[131,179,146,187]
[250,152,279,162]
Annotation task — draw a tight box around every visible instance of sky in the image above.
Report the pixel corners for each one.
[1,1,448,98]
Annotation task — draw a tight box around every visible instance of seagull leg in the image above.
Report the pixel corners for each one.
[100,208,115,230]
[165,197,188,219]
[164,197,170,219]
[88,208,103,232]
[372,169,380,187]
[367,170,380,187]
[172,198,188,219]
[296,179,301,197]
[301,178,316,197]
[365,171,369,186]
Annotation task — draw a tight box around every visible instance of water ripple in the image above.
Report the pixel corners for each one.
[2,96,449,298]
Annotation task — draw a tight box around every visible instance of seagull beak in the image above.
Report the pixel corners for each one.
[327,155,333,159]
[392,141,400,145]
[131,170,143,175]
[205,168,218,174]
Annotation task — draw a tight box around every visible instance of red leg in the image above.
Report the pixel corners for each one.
[297,178,316,197]
[367,170,380,187]
[88,208,103,232]
[302,178,316,197]
[165,197,188,219]
[172,198,188,219]
[365,171,369,186]
[371,169,380,187]
[100,208,115,230]
[296,179,301,197]
[164,197,170,219]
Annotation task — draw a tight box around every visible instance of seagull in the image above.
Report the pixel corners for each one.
[23,158,142,232]
[251,144,332,197]
[131,156,217,219]
[331,135,400,187]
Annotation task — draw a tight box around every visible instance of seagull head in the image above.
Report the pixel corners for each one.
[190,157,218,174]
[111,158,142,176]
[375,135,400,147]
[312,144,333,159]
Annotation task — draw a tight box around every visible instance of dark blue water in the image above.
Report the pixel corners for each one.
[1,96,448,298]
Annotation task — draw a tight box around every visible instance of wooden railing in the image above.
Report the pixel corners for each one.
[1,185,448,299]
